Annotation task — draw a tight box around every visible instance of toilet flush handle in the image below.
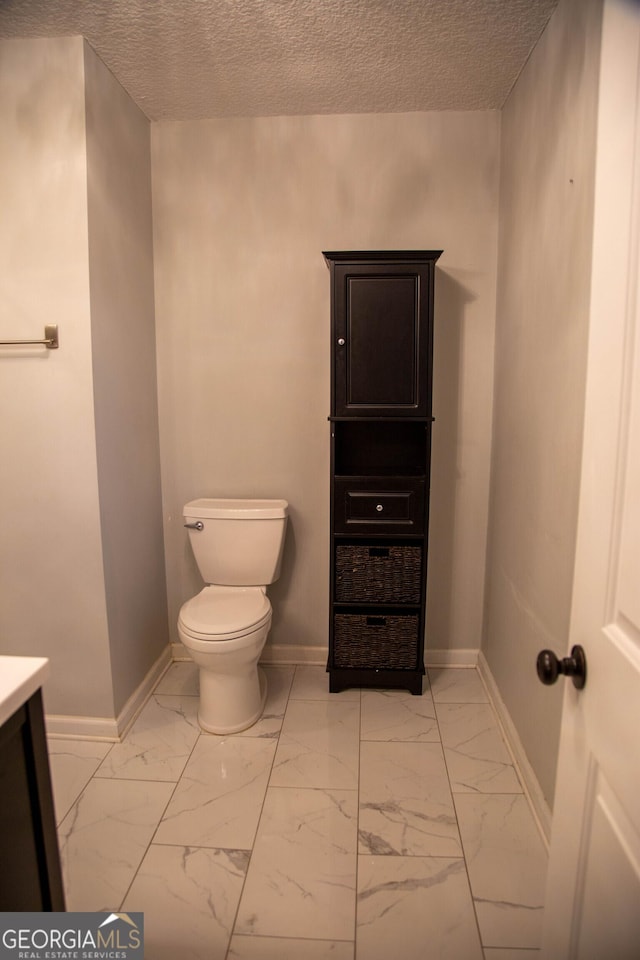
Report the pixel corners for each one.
[184,521,204,531]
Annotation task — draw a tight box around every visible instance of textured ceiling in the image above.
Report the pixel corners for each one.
[0,0,558,121]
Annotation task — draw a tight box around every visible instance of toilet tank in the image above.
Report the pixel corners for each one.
[183,498,288,586]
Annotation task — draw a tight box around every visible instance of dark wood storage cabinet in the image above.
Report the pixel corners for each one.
[0,690,65,910]
[324,250,442,694]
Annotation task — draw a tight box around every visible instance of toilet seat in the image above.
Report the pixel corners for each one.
[178,585,271,641]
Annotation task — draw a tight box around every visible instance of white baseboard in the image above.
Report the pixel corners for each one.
[424,648,479,668]
[173,640,329,667]
[46,646,172,742]
[263,646,480,668]
[170,640,190,660]
[45,713,121,741]
[173,641,479,669]
[477,651,551,846]
[261,643,327,666]
[261,646,480,668]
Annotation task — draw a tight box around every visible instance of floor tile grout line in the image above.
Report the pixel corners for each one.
[475,667,526,797]
[117,662,293,937]
[116,710,206,911]
[427,666,489,954]
[354,685,362,960]
[462,668,551,876]
[224,662,296,958]
[475,666,550,854]
[52,736,122,905]
[432,700,524,798]
[432,666,548,953]
[51,660,274,920]
[50,738,116,828]
[65,663,205,910]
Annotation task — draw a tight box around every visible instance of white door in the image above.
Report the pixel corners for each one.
[542,2,640,957]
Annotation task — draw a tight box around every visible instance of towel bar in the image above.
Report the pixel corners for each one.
[0,324,59,349]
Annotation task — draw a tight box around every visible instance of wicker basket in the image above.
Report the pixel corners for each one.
[333,613,419,669]
[335,544,422,603]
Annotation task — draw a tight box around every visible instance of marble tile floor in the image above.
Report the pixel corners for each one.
[47,664,548,960]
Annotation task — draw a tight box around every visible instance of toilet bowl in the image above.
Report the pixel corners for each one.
[178,585,272,734]
[179,498,288,734]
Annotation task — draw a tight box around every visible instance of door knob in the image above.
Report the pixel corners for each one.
[536,645,587,690]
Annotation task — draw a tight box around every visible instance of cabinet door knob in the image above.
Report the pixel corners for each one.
[337,338,345,346]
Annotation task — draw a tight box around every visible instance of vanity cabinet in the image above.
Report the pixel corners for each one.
[0,661,65,910]
[324,251,442,694]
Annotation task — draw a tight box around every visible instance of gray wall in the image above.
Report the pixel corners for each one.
[151,111,501,662]
[85,42,169,715]
[0,36,114,717]
[0,36,168,722]
[483,0,602,808]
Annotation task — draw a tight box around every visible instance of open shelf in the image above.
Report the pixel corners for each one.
[333,420,430,477]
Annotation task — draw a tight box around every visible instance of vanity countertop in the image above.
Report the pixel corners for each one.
[0,655,49,727]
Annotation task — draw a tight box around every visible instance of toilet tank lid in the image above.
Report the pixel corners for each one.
[184,498,288,519]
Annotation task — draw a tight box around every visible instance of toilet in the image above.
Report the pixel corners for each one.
[178,497,288,734]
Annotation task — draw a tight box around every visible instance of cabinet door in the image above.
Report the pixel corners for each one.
[0,693,65,910]
[332,261,433,417]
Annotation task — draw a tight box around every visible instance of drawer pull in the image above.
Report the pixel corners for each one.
[376,504,383,512]
[368,547,390,558]
[366,616,387,627]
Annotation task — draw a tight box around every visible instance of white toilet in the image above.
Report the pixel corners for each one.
[178,497,288,734]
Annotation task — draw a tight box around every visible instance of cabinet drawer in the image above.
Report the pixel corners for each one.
[334,478,425,533]
[335,544,422,603]
[333,613,420,670]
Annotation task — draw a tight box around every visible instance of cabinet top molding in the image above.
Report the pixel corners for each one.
[323,250,443,266]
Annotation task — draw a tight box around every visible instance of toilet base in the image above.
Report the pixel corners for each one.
[197,666,268,735]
